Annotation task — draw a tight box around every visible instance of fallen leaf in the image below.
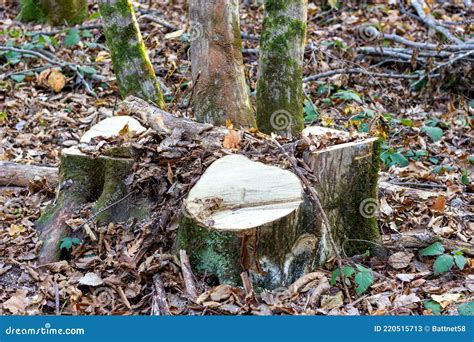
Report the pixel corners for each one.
[223,130,241,150]
[47,69,66,92]
[393,293,421,308]
[2,290,30,314]
[210,284,233,302]
[388,251,414,269]
[8,224,26,237]
[321,291,344,310]
[79,272,104,287]
[431,293,461,308]
[431,196,446,212]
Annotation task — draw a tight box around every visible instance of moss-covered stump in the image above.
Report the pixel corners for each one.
[178,154,317,289]
[189,0,255,128]
[18,0,88,25]
[35,117,151,264]
[302,127,381,261]
[98,0,165,108]
[256,0,308,138]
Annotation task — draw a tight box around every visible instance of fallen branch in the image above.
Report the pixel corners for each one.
[303,68,436,82]
[382,232,474,257]
[0,161,58,187]
[179,250,198,301]
[151,274,171,316]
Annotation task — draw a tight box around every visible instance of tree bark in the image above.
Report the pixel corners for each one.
[0,161,58,187]
[302,127,381,262]
[189,0,255,128]
[98,0,166,108]
[18,0,88,25]
[256,0,308,138]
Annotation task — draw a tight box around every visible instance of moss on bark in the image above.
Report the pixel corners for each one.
[19,0,88,26]
[256,0,307,138]
[98,0,165,108]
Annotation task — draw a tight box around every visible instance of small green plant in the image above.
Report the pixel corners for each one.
[331,263,374,295]
[60,237,82,251]
[380,144,409,167]
[419,242,467,275]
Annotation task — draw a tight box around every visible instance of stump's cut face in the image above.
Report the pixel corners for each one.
[184,154,304,230]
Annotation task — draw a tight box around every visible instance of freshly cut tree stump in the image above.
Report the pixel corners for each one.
[35,116,151,264]
[178,128,380,289]
[302,127,381,261]
[178,154,317,288]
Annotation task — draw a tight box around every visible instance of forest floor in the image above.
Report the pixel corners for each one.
[0,1,472,315]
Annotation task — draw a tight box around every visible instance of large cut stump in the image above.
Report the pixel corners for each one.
[36,116,151,264]
[178,129,380,289]
[178,154,316,288]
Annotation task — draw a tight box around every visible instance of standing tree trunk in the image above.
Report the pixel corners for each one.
[256,0,307,138]
[18,0,88,25]
[98,0,166,108]
[189,0,255,128]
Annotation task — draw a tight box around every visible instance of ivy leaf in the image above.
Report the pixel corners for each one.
[433,254,454,275]
[421,126,443,142]
[424,300,442,315]
[10,74,25,82]
[79,66,96,75]
[332,90,362,104]
[457,302,474,316]
[64,28,81,48]
[419,242,445,256]
[303,99,318,123]
[60,237,82,251]
[354,268,373,295]
[390,152,409,167]
[330,266,355,286]
[453,254,467,270]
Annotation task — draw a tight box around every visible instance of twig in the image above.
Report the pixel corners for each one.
[410,0,463,44]
[384,34,474,51]
[271,139,352,304]
[303,68,439,82]
[179,250,198,300]
[54,282,60,315]
[151,273,170,316]
[29,24,103,36]
[139,14,178,31]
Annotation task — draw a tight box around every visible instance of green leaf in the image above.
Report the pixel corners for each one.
[424,300,442,315]
[419,242,445,256]
[303,99,318,123]
[0,111,7,122]
[60,237,81,251]
[400,118,413,127]
[461,170,470,186]
[421,126,443,142]
[330,266,355,286]
[79,66,96,75]
[457,302,474,316]
[64,28,81,48]
[433,254,454,275]
[10,74,25,82]
[390,152,409,167]
[354,269,374,294]
[454,254,467,270]
[332,90,362,104]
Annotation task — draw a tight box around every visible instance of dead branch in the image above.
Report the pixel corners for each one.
[179,250,198,300]
[151,274,171,316]
[0,161,59,187]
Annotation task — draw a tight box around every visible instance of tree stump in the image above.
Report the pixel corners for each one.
[178,154,316,288]
[178,130,380,289]
[35,116,152,264]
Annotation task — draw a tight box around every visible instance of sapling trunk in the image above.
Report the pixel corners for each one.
[256,0,308,138]
[189,0,255,128]
[98,0,166,108]
[19,0,88,25]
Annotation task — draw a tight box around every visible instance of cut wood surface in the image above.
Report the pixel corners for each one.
[179,154,316,288]
[80,116,145,143]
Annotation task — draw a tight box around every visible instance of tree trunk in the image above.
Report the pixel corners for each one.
[98,0,166,108]
[178,154,316,289]
[189,0,255,128]
[18,0,88,25]
[256,0,308,138]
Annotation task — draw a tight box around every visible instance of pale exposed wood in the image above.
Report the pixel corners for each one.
[179,250,198,300]
[185,154,304,230]
[80,116,145,143]
[0,161,59,187]
[151,274,171,316]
